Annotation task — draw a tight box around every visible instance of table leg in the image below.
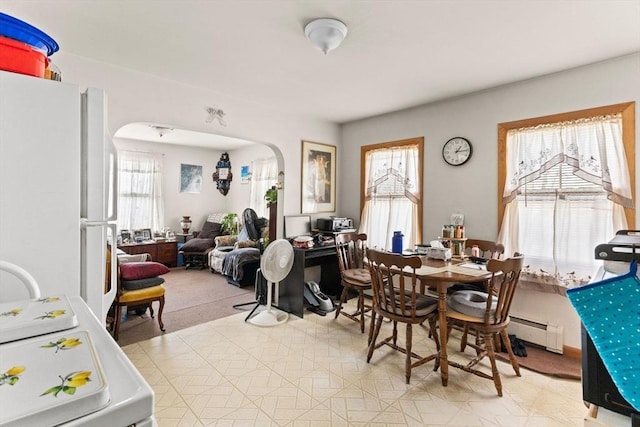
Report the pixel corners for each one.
[437,282,449,386]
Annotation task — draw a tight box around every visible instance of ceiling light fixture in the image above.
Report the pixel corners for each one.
[304,18,348,54]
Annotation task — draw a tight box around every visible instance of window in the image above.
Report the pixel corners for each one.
[249,156,277,218]
[360,138,423,250]
[117,150,165,233]
[497,103,635,293]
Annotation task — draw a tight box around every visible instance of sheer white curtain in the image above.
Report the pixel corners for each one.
[249,156,277,218]
[359,145,420,251]
[117,150,165,233]
[498,114,631,293]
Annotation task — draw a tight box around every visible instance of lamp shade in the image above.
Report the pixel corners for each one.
[304,18,347,54]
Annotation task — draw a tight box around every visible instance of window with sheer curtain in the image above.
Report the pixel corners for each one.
[249,156,277,218]
[498,106,635,294]
[117,150,165,233]
[359,138,423,251]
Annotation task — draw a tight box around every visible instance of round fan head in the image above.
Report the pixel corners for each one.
[260,239,294,282]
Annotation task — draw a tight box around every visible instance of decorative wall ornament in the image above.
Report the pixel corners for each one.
[212,152,233,195]
[205,106,227,126]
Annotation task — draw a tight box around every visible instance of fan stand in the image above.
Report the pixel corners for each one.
[248,281,288,326]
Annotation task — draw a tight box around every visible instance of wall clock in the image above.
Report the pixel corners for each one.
[212,152,233,195]
[442,137,473,166]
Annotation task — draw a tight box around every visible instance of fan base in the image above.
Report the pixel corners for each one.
[248,307,288,327]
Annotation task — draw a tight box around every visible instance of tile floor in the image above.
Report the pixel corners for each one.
[123,301,588,426]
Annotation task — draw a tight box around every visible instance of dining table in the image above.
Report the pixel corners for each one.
[409,256,496,386]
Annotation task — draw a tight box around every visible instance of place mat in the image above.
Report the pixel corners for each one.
[405,265,450,275]
[446,264,490,277]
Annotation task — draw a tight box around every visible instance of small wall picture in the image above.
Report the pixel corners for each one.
[241,165,250,184]
[180,163,203,193]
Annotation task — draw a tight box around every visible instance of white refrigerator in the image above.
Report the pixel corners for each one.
[0,71,156,425]
[0,70,117,325]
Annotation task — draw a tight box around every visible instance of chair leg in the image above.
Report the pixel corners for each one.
[460,323,469,351]
[368,310,376,345]
[157,296,166,332]
[358,290,366,333]
[112,305,122,341]
[427,317,440,351]
[484,332,503,397]
[500,329,521,376]
[405,323,413,384]
[334,284,349,319]
[148,302,155,319]
[367,313,384,363]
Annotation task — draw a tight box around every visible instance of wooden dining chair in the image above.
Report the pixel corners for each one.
[463,239,505,261]
[110,258,167,341]
[334,233,373,336]
[443,255,524,396]
[454,239,506,344]
[366,248,440,384]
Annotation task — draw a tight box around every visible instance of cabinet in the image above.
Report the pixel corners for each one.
[118,241,177,267]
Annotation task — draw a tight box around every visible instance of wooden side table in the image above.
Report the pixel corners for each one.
[118,240,177,267]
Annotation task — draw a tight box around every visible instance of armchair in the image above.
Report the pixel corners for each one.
[208,208,266,287]
[178,216,225,269]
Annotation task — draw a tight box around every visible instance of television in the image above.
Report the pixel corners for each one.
[284,215,312,240]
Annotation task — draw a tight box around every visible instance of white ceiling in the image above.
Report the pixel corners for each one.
[2,1,639,146]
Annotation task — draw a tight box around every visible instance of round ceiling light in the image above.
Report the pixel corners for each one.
[304,18,348,54]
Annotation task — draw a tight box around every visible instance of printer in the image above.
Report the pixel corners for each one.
[316,217,354,233]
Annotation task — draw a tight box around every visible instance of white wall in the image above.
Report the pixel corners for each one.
[340,53,640,349]
[114,138,276,233]
[53,52,340,237]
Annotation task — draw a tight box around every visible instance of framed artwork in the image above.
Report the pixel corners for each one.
[180,163,203,193]
[240,165,250,184]
[301,140,336,213]
[141,228,152,241]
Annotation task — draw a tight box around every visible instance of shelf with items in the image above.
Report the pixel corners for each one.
[438,237,467,258]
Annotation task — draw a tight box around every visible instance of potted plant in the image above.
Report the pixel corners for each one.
[220,213,239,235]
[264,186,278,206]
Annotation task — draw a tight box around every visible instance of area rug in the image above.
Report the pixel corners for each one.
[115,268,255,347]
[496,343,581,380]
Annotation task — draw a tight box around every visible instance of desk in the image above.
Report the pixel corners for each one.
[414,257,495,386]
[278,244,340,318]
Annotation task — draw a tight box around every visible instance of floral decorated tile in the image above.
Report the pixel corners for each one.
[0,330,109,426]
[0,295,78,344]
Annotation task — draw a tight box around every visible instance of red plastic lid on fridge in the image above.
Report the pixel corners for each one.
[0,35,48,77]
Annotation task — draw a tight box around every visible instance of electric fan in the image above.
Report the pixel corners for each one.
[248,239,294,326]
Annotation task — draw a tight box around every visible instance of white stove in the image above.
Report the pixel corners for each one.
[0,296,155,426]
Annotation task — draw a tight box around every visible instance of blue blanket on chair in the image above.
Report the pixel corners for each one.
[221,247,260,281]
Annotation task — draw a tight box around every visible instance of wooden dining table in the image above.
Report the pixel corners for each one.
[410,256,496,386]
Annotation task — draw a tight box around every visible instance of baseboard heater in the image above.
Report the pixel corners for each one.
[508,316,564,354]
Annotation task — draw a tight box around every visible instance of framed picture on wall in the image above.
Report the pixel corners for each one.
[180,163,203,193]
[301,140,336,213]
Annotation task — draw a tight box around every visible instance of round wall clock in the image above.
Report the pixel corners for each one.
[442,137,473,166]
